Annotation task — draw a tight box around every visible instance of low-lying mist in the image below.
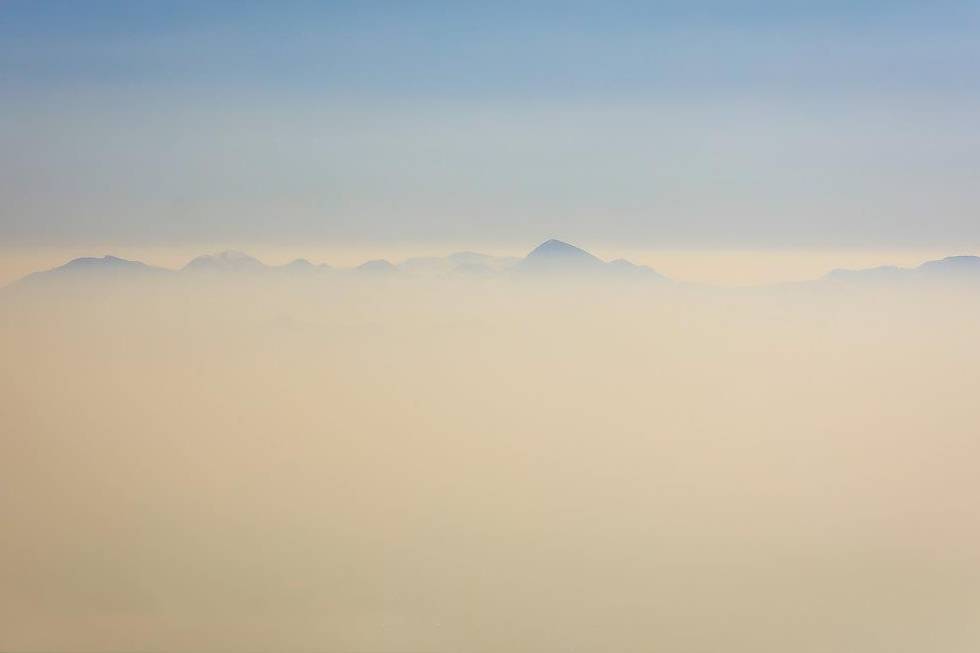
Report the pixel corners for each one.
[3,277,980,652]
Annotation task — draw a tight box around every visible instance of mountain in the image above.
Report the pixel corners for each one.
[7,241,669,289]
[280,258,314,272]
[519,239,668,281]
[15,255,171,286]
[918,255,980,277]
[824,255,980,284]
[275,258,330,275]
[182,250,267,274]
[14,246,978,290]
[357,259,397,274]
[521,239,605,273]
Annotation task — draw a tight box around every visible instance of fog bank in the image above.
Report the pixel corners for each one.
[3,279,980,652]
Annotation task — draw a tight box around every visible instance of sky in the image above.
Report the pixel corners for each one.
[2,1,980,255]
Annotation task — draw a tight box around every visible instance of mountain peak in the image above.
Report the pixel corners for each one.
[529,239,593,256]
[61,254,140,267]
[523,239,603,270]
[357,259,397,274]
[183,250,265,272]
[14,254,165,286]
[919,255,980,270]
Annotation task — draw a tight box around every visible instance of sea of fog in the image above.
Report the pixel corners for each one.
[3,277,980,652]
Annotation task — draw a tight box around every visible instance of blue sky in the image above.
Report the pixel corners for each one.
[2,1,979,248]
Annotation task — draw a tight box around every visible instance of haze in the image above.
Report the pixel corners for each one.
[4,2,980,651]
[4,273,980,651]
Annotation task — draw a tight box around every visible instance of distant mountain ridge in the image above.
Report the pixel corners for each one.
[10,239,671,287]
[824,255,980,284]
[10,241,980,290]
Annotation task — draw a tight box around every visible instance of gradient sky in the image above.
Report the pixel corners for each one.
[2,1,979,249]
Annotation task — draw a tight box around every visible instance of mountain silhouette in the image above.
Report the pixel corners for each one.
[17,242,979,289]
[918,255,980,277]
[521,239,605,272]
[16,255,170,286]
[9,240,672,288]
[357,259,397,274]
[281,258,314,271]
[519,239,668,281]
[276,258,330,275]
[183,250,267,273]
[825,255,980,284]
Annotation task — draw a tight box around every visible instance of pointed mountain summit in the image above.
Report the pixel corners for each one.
[518,239,668,281]
[521,239,605,272]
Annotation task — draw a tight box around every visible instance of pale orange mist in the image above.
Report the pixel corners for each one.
[3,277,980,651]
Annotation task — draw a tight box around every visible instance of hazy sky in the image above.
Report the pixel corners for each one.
[2,1,979,249]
